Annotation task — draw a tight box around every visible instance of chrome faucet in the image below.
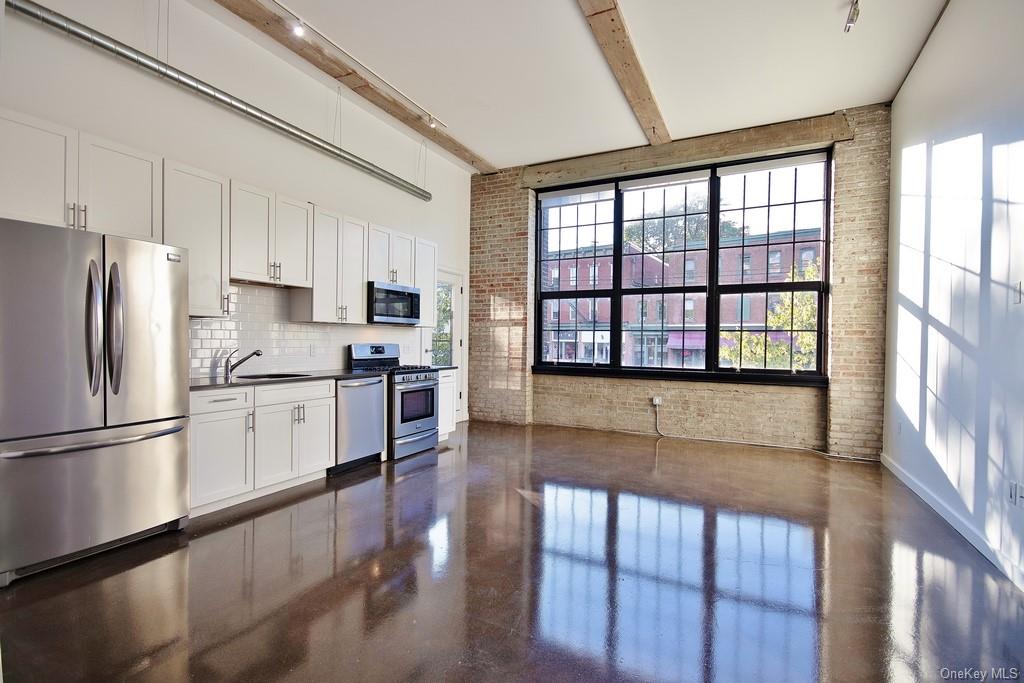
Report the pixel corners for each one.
[224,349,262,381]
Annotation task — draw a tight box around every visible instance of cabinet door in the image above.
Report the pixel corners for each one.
[230,180,275,283]
[254,403,298,489]
[164,160,229,317]
[414,238,438,328]
[339,216,368,323]
[367,224,391,283]
[296,397,335,476]
[190,407,254,507]
[0,108,77,228]
[310,206,341,322]
[390,230,415,287]
[275,195,313,287]
[79,133,162,241]
[438,374,457,437]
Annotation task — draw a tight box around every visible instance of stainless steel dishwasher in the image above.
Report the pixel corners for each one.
[336,376,387,465]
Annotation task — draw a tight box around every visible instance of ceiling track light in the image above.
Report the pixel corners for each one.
[844,0,860,32]
[292,22,305,37]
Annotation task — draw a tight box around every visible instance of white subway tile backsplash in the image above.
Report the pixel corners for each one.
[188,283,420,379]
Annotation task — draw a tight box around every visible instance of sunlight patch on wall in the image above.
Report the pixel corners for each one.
[895,305,922,430]
[899,143,928,307]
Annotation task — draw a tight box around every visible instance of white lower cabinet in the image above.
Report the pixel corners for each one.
[438,370,457,440]
[190,381,336,516]
[189,407,253,507]
[254,402,299,489]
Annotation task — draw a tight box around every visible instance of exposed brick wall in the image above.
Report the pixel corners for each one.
[828,105,891,459]
[468,168,535,424]
[533,374,827,450]
[469,106,890,457]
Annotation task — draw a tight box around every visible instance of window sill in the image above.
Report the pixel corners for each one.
[531,364,829,388]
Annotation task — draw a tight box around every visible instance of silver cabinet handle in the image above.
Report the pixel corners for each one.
[342,305,348,321]
[337,305,342,321]
[210,397,237,403]
[338,378,383,388]
[106,261,125,394]
[223,294,230,314]
[1,424,184,460]
[245,411,254,432]
[68,202,77,228]
[80,204,88,229]
[250,411,255,432]
[269,261,274,279]
[276,262,282,281]
[86,259,103,397]
[301,404,306,423]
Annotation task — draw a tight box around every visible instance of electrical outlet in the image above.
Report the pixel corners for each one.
[652,396,663,406]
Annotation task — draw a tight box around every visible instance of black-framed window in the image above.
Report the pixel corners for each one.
[534,150,831,386]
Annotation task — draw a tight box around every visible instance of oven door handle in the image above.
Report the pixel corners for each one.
[394,380,437,391]
[394,429,439,446]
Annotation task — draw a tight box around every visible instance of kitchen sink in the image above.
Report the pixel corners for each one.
[234,373,311,380]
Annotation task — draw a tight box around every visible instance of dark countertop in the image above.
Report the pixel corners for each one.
[189,366,458,391]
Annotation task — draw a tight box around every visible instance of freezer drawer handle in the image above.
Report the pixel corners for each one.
[0,424,185,460]
[338,378,383,388]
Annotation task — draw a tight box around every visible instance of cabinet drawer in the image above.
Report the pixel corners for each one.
[190,387,254,414]
[439,370,456,381]
[255,380,335,407]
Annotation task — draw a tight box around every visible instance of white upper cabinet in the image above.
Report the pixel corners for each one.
[414,237,438,328]
[367,223,392,283]
[163,160,230,317]
[367,223,415,287]
[0,108,77,228]
[291,205,341,323]
[79,133,162,242]
[274,195,313,288]
[230,180,275,284]
[339,217,368,324]
[390,230,415,287]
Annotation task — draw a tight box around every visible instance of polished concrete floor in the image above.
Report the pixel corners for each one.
[0,421,1021,681]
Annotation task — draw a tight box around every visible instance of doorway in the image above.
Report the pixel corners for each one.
[422,269,466,422]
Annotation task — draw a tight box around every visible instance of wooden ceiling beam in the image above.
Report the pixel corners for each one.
[521,111,854,189]
[577,0,670,146]
[213,0,497,173]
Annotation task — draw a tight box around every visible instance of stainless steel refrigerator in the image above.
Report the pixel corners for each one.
[0,218,190,587]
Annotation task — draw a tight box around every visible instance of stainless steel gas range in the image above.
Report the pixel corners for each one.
[348,344,439,459]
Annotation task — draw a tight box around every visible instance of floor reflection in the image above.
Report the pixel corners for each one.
[0,422,1021,681]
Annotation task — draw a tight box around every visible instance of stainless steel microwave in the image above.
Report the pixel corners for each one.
[367,281,421,325]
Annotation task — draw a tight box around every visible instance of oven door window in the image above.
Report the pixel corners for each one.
[400,388,435,423]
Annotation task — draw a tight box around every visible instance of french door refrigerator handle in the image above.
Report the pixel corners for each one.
[0,424,185,460]
[106,261,125,394]
[86,259,103,396]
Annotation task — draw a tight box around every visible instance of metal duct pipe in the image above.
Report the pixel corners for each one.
[5,0,432,201]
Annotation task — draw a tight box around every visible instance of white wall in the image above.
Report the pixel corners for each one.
[0,0,471,392]
[883,0,1024,589]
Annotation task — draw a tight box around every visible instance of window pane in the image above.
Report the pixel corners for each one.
[742,245,768,284]
[643,188,664,218]
[644,219,664,252]
[768,204,794,243]
[622,254,642,289]
[719,293,741,330]
[741,292,766,328]
[642,332,664,367]
[577,224,595,256]
[793,292,819,330]
[767,245,792,283]
[718,247,743,284]
[541,230,559,260]
[795,243,823,281]
[560,204,577,227]
[686,214,709,248]
[576,258,595,291]
[643,294,663,327]
[664,252,686,287]
[793,332,817,371]
[687,182,709,213]
[541,261,561,291]
[770,167,795,205]
[665,216,686,251]
[767,292,791,330]
[719,331,741,369]
[543,206,561,230]
[795,201,824,241]
[542,330,558,362]
[744,207,768,241]
[719,210,743,247]
[643,256,663,287]
[578,202,596,225]
[745,170,769,207]
[741,332,766,369]
[543,300,560,328]
[595,256,613,289]
[624,191,643,221]
[665,185,686,216]
[596,222,614,251]
[720,174,744,209]
[624,221,643,250]
[686,293,706,325]
[766,332,792,369]
[796,162,825,202]
[596,200,614,223]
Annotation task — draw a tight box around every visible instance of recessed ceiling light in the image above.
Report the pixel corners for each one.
[293,23,305,37]
[844,0,860,33]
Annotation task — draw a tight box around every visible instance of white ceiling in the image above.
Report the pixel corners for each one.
[284,0,946,170]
